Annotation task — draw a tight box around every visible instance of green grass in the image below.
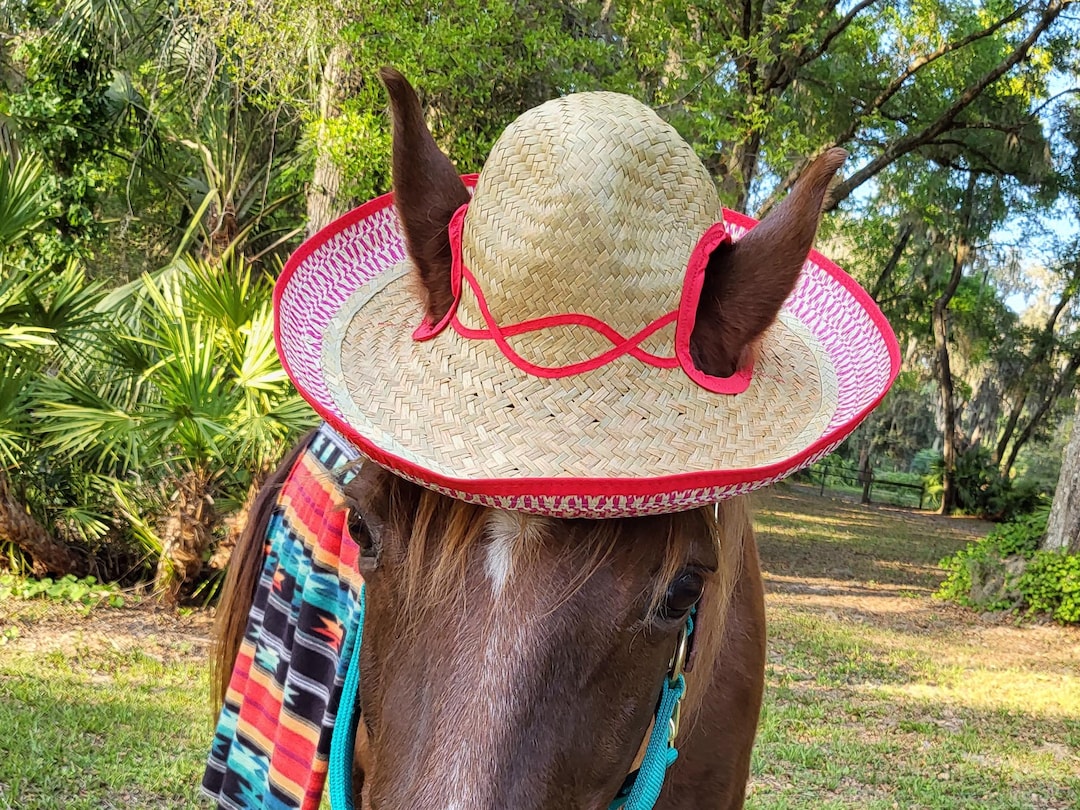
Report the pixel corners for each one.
[1,488,1077,809]
[751,606,1080,809]
[748,487,1080,809]
[0,604,212,809]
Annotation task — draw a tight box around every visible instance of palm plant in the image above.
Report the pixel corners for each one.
[173,83,305,262]
[36,255,314,598]
[0,153,47,248]
[0,151,93,575]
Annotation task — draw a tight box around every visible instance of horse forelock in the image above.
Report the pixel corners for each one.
[364,470,747,732]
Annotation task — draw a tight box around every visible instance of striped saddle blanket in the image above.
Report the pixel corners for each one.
[202,424,361,810]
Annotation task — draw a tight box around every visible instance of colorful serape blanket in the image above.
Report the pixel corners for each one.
[202,424,362,810]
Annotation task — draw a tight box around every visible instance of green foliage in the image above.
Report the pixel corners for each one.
[938,509,1080,624]
[0,249,312,581]
[1018,552,1080,624]
[990,509,1050,557]
[0,573,127,610]
[850,374,939,471]
[0,154,49,248]
[875,471,924,488]
[3,9,122,249]
[911,448,940,476]
[34,255,315,527]
[799,455,858,487]
[926,447,1043,520]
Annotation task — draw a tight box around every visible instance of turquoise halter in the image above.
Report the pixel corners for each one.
[327,585,692,810]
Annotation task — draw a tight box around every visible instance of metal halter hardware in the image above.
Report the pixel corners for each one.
[609,610,694,810]
[666,618,691,744]
[328,591,693,810]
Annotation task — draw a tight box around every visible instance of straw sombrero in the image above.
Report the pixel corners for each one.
[275,92,899,519]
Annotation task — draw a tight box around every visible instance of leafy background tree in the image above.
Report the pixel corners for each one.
[2,0,1080,606]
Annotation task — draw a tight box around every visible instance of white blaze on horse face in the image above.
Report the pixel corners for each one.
[484,518,515,598]
[483,510,547,598]
[412,511,552,807]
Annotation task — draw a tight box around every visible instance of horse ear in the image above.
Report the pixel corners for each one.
[380,67,470,324]
[689,148,848,378]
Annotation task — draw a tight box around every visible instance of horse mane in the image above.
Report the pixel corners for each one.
[211,431,315,712]
[379,484,712,618]
[680,497,749,724]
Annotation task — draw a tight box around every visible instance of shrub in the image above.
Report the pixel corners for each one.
[926,447,1048,521]
[1019,552,1080,624]
[937,509,1080,624]
[937,534,1032,612]
[990,508,1049,556]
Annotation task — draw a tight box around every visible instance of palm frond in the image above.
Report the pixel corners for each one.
[0,326,56,350]
[109,479,163,559]
[177,254,268,336]
[0,355,38,466]
[0,154,49,248]
[20,258,105,349]
[34,396,145,476]
[233,303,288,393]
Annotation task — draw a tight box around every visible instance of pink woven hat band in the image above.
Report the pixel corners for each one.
[275,75,900,519]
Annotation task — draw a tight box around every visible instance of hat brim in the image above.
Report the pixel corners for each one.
[275,176,900,518]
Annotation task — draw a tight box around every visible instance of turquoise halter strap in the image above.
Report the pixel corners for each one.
[327,590,691,810]
[609,612,693,810]
[328,584,365,810]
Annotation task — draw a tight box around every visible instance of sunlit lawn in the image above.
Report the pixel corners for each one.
[0,487,1077,808]
[0,604,212,809]
[749,486,1080,810]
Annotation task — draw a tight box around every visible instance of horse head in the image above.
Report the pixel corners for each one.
[335,68,846,810]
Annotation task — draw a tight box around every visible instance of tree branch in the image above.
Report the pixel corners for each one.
[871,221,914,299]
[763,0,882,94]
[755,0,1046,216]
[823,0,1070,210]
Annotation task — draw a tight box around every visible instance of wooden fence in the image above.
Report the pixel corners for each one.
[802,464,928,510]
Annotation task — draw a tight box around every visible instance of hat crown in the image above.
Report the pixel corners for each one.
[459,92,720,335]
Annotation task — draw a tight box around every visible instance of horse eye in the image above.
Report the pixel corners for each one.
[346,507,378,562]
[658,569,705,621]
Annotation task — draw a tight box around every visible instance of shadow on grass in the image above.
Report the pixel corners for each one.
[746,487,1080,808]
[752,487,992,591]
[750,676,1080,810]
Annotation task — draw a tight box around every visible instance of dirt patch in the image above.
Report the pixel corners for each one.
[0,598,213,665]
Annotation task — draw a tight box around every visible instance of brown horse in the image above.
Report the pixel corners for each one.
[213,69,845,810]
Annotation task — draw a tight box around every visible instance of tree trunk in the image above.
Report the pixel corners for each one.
[995,278,1077,466]
[858,440,873,505]
[1044,397,1080,554]
[0,469,85,576]
[307,44,352,236]
[934,291,960,516]
[933,174,977,515]
[208,475,264,571]
[994,389,1028,466]
[965,375,1002,450]
[154,468,215,602]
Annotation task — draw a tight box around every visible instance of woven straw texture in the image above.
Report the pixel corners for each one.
[325,258,833,478]
[275,92,899,518]
[457,93,718,362]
